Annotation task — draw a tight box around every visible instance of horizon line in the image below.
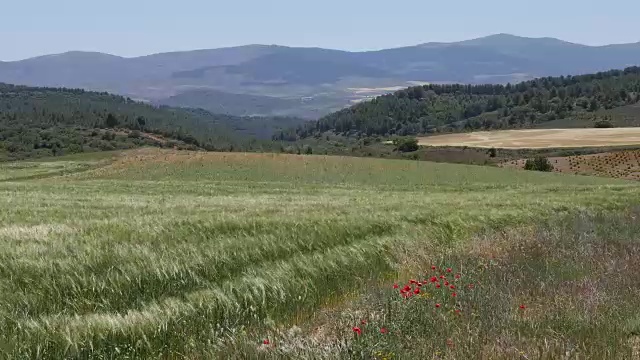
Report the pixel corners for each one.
[3,33,640,62]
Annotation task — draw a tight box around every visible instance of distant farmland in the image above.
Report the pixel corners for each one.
[418,128,640,149]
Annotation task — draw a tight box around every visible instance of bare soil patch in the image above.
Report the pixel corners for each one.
[500,149,640,180]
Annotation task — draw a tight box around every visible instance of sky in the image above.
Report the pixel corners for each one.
[2,0,639,61]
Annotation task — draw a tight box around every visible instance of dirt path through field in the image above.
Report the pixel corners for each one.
[418,128,640,149]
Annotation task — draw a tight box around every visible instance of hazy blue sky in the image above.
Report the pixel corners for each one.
[2,0,639,61]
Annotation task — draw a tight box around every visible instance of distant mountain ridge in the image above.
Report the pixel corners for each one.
[2,34,640,118]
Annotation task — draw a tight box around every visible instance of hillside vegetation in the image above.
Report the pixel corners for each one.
[0,83,296,160]
[287,67,640,139]
[0,149,639,358]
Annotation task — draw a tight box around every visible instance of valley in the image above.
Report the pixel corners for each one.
[4,34,640,118]
[4,25,640,359]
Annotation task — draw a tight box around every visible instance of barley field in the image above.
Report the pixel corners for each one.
[1,148,640,358]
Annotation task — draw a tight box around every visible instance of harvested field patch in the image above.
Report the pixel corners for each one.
[418,128,640,149]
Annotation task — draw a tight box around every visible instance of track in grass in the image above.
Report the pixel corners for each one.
[0,148,639,357]
[418,128,640,149]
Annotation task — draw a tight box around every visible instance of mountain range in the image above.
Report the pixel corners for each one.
[2,34,640,119]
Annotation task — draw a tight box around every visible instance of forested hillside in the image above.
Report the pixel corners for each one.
[0,84,291,160]
[286,67,640,139]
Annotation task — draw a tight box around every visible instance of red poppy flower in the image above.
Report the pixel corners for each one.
[361,319,367,325]
[430,276,438,283]
[414,287,420,295]
[455,274,461,279]
[393,283,399,289]
[352,327,362,335]
[450,285,455,289]
[439,275,445,279]
[380,327,388,334]
[409,279,417,284]
[436,284,441,288]
[435,303,441,308]
[452,292,457,297]
[431,265,437,270]
[468,283,475,289]
[444,281,449,286]
[403,285,411,292]
[263,339,270,345]
[447,268,452,273]
[519,304,526,310]
[455,309,461,314]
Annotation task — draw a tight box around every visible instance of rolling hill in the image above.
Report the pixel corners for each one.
[3,148,640,357]
[2,34,640,118]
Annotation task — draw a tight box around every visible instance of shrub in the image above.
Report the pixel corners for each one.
[283,146,297,154]
[104,113,119,128]
[524,156,554,172]
[394,137,419,153]
[303,145,313,155]
[102,132,115,141]
[594,120,614,128]
[98,141,116,151]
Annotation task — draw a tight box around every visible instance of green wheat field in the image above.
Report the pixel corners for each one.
[2,148,640,358]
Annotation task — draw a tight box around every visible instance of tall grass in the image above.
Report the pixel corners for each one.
[248,210,640,359]
[0,149,638,358]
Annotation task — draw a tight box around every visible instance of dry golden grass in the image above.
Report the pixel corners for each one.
[418,128,640,149]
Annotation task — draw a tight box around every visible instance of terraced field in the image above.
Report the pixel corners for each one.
[1,148,640,358]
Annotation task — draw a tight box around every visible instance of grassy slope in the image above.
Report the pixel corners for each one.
[0,149,639,357]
